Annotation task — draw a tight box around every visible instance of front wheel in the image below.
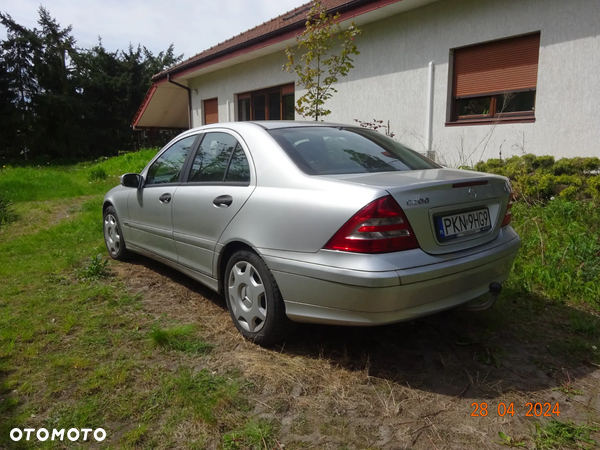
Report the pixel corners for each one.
[224,250,292,345]
[103,206,131,261]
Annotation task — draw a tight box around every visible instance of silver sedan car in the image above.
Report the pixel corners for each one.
[103,122,520,345]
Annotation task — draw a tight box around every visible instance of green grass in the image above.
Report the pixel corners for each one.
[0,149,265,448]
[164,367,243,424]
[508,199,600,308]
[88,165,108,181]
[223,420,279,450]
[0,195,17,228]
[1,153,600,448]
[76,253,111,280]
[0,201,253,447]
[497,431,525,447]
[0,148,157,203]
[534,420,597,449]
[149,324,214,354]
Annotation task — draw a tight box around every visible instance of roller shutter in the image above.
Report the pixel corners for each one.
[454,33,540,99]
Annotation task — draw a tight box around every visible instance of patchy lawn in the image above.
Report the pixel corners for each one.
[1,158,599,449]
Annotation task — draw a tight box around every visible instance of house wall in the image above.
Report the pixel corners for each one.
[188,51,295,127]
[189,0,600,165]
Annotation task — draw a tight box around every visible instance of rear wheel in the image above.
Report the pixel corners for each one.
[103,206,130,261]
[224,250,292,345]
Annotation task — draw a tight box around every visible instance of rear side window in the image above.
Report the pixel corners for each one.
[269,127,440,175]
[225,145,250,182]
[188,132,250,183]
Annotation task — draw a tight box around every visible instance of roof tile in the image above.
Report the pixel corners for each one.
[153,0,357,80]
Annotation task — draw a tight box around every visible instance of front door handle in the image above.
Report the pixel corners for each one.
[213,195,233,208]
[159,193,172,204]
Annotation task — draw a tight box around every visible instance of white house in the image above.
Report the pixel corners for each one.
[132,0,600,166]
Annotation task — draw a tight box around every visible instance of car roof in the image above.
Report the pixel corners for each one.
[185,121,357,134]
[248,121,353,130]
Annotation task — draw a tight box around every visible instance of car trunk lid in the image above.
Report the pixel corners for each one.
[321,169,511,255]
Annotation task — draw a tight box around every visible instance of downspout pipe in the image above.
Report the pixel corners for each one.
[425,61,435,161]
[167,74,192,129]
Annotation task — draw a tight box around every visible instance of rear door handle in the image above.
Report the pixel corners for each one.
[213,195,233,208]
[159,193,172,204]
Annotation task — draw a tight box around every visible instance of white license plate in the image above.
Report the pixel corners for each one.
[436,208,491,241]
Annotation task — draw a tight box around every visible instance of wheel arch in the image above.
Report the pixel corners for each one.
[217,241,258,295]
[102,200,114,215]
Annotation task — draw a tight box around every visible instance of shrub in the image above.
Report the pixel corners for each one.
[559,185,578,201]
[474,154,600,203]
[588,175,600,201]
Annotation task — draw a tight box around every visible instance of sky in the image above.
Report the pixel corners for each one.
[0,0,303,60]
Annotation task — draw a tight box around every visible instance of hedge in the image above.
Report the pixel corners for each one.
[473,154,600,202]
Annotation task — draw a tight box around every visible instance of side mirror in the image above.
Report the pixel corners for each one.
[120,173,143,189]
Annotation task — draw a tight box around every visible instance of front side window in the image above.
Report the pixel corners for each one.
[269,127,440,175]
[188,132,250,183]
[450,33,540,124]
[146,135,197,185]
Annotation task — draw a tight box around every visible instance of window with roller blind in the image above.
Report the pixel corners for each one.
[449,33,540,125]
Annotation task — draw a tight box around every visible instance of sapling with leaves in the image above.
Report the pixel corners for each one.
[284,2,361,121]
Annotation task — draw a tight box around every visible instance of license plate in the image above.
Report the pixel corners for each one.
[436,208,491,241]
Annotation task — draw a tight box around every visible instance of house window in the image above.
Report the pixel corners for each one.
[203,98,218,124]
[449,33,540,125]
[238,84,295,121]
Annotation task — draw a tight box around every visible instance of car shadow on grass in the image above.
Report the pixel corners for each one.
[280,287,600,399]
[122,257,600,400]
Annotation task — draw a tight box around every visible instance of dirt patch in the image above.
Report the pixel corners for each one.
[0,196,93,240]
[111,257,600,449]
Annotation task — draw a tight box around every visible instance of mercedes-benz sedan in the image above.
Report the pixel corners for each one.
[103,122,520,345]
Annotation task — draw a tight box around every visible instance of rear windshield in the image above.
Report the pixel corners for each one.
[268,127,441,175]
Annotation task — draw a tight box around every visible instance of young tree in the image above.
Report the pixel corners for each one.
[284,2,361,121]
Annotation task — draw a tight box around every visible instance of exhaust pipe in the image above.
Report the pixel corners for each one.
[461,282,502,312]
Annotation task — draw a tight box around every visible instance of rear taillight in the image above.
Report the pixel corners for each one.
[501,192,515,227]
[324,195,419,253]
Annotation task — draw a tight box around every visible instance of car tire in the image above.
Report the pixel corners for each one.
[103,206,131,261]
[224,250,292,346]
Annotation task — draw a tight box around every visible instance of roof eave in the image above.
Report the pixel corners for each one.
[151,22,304,82]
[152,0,384,82]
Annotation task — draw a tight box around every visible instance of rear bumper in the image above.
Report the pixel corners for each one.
[261,227,520,325]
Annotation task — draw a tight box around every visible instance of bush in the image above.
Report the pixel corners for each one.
[474,154,600,202]
[588,175,600,201]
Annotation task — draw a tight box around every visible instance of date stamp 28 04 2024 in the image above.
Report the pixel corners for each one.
[471,402,561,418]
